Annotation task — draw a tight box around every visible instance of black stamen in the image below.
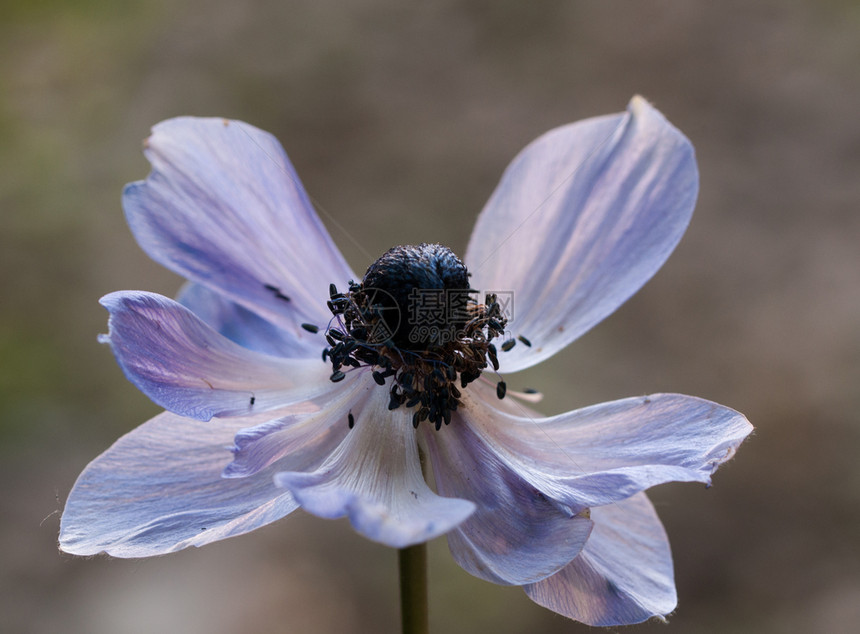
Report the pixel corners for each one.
[301,323,319,333]
[517,335,532,347]
[348,411,355,429]
[496,381,507,399]
[264,284,291,302]
[501,339,516,352]
[487,343,499,371]
[388,392,402,410]
[320,244,512,429]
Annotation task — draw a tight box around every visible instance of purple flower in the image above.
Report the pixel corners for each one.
[60,97,752,626]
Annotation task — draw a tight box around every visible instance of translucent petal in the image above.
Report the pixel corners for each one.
[466,97,698,371]
[461,389,752,512]
[422,417,593,585]
[177,282,319,359]
[524,493,676,626]
[59,410,299,557]
[100,291,333,421]
[123,116,355,332]
[223,373,367,478]
[275,390,475,548]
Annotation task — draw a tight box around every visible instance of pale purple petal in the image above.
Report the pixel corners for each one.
[223,372,366,478]
[275,390,475,548]
[123,116,355,331]
[461,389,752,512]
[100,291,333,421]
[422,416,593,585]
[524,493,676,626]
[177,282,319,359]
[59,411,299,558]
[465,97,698,372]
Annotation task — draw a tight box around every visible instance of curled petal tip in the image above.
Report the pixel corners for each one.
[629,94,651,111]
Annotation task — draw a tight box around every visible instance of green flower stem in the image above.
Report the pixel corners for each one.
[399,541,428,634]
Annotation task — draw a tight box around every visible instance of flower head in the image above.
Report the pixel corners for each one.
[60,97,752,626]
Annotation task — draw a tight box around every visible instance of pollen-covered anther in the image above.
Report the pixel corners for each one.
[322,243,508,429]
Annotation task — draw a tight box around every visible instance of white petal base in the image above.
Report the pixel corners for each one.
[275,390,475,548]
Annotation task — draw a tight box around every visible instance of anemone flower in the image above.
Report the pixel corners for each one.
[60,96,752,627]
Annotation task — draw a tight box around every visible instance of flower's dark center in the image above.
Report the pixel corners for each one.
[321,243,508,430]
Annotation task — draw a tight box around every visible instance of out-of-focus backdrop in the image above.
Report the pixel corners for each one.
[2,1,859,632]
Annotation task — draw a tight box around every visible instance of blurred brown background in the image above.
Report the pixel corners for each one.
[2,1,859,632]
